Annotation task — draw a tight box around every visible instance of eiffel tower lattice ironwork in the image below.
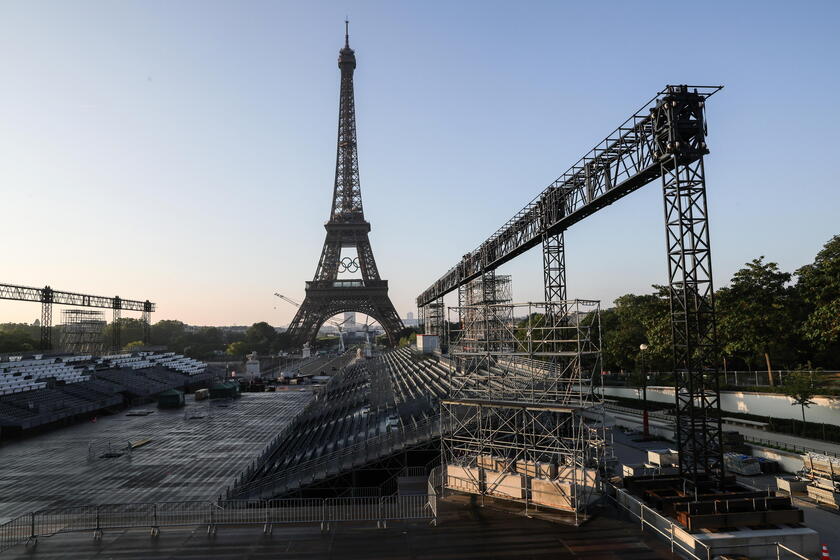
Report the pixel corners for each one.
[286,25,404,347]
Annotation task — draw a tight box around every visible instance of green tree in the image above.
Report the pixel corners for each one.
[601,288,671,372]
[184,327,224,359]
[123,340,145,351]
[0,323,39,353]
[796,235,840,366]
[245,322,277,355]
[102,318,146,349]
[717,257,802,371]
[782,367,823,434]
[226,341,250,357]
[150,320,187,347]
[271,331,294,353]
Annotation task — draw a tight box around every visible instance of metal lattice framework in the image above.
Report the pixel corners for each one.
[423,299,445,337]
[542,233,566,304]
[662,156,721,482]
[420,85,724,485]
[286,25,403,347]
[457,273,513,356]
[417,85,723,307]
[60,309,106,355]
[0,283,155,351]
[442,300,606,524]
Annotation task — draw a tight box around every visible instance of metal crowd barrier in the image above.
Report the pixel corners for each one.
[0,494,436,553]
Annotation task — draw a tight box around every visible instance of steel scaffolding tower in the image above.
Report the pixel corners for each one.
[441,300,605,524]
[424,299,445,337]
[60,309,106,355]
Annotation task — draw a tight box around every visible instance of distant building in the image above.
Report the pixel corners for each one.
[404,312,419,327]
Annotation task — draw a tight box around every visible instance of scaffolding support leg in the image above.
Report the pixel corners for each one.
[661,154,722,486]
[142,299,153,345]
[112,297,122,351]
[542,232,566,303]
[40,300,52,351]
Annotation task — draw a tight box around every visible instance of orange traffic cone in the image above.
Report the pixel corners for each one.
[822,544,830,560]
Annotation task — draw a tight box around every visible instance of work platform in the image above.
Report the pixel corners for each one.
[618,473,819,559]
[0,392,311,523]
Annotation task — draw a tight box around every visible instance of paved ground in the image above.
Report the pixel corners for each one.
[2,499,673,560]
[0,391,312,523]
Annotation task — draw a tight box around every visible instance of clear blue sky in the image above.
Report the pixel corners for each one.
[1,1,837,326]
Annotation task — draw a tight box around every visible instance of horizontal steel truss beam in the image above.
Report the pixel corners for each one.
[0,283,155,312]
[417,85,721,307]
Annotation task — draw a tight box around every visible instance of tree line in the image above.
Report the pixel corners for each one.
[602,234,840,372]
[0,319,295,361]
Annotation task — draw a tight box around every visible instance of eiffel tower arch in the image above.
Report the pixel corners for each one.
[287,24,404,347]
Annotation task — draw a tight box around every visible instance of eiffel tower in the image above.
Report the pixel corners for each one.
[287,24,404,347]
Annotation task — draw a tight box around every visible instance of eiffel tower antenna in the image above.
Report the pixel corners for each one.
[286,27,404,348]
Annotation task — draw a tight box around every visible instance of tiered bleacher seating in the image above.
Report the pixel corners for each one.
[0,355,95,396]
[97,352,207,376]
[231,348,450,499]
[0,351,213,432]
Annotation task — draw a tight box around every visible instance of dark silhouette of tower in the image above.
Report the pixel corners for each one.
[286,24,403,347]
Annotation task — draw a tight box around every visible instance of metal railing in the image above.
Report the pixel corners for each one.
[229,415,440,500]
[427,466,441,524]
[604,402,673,420]
[0,494,436,553]
[607,485,813,560]
[741,434,839,459]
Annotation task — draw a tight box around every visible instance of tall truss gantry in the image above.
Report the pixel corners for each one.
[0,283,155,351]
[419,85,724,487]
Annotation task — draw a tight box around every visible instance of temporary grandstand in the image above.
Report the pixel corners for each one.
[0,351,215,434]
[442,298,608,525]
[288,352,356,380]
[229,348,449,499]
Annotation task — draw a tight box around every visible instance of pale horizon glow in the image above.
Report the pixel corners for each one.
[1,1,838,327]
